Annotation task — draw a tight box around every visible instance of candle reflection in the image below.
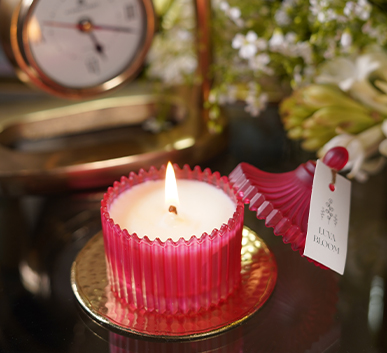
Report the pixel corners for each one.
[108,328,244,353]
[27,16,43,44]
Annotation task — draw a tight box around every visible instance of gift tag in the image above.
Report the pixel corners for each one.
[304,160,351,274]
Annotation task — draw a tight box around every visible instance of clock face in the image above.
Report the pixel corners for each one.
[21,0,152,92]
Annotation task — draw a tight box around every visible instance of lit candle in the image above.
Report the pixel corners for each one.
[109,162,236,242]
[101,164,244,314]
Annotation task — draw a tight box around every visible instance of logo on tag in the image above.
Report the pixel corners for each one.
[321,198,337,226]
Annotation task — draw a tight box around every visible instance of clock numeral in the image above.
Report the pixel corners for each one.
[126,4,135,19]
[85,57,100,75]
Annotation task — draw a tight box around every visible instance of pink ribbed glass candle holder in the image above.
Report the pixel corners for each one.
[101,165,244,315]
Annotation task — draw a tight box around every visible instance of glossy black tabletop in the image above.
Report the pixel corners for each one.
[0,100,386,353]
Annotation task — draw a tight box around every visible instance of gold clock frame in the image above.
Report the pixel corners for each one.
[0,0,155,99]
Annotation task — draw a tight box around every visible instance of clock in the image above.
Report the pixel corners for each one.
[0,0,155,98]
[0,0,227,196]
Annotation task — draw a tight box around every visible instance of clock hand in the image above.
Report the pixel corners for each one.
[88,31,106,58]
[43,21,134,33]
[92,24,134,33]
[42,21,80,29]
[77,18,106,58]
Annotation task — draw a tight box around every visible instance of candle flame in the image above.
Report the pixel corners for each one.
[165,162,179,211]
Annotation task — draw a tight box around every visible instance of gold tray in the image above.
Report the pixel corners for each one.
[71,226,277,340]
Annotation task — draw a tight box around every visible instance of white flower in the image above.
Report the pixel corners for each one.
[275,0,298,26]
[147,30,197,85]
[316,54,380,91]
[319,134,367,181]
[232,31,259,59]
[362,22,381,41]
[145,0,197,86]
[318,124,386,182]
[349,54,380,82]
[219,1,229,11]
[275,10,290,26]
[293,65,315,85]
[269,30,308,60]
[379,120,387,156]
[317,51,387,114]
[344,0,371,21]
[341,30,352,49]
[357,0,372,20]
[379,139,387,156]
[285,32,297,44]
[209,85,238,105]
[310,0,339,23]
[208,91,217,104]
[229,7,241,20]
[226,85,238,103]
[248,53,272,73]
[268,30,284,50]
[256,38,268,51]
[244,83,268,116]
[218,85,238,104]
[163,55,197,83]
[245,93,268,116]
[317,11,326,22]
[296,41,313,64]
[344,1,358,19]
[381,119,387,137]
[219,1,244,27]
[344,2,355,17]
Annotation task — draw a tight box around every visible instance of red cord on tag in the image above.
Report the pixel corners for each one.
[329,171,337,191]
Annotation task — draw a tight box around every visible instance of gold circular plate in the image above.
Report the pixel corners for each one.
[71,226,277,340]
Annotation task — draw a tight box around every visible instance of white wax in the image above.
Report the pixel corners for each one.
[109,179,236,242]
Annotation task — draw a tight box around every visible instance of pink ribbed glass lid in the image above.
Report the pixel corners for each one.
[229,147,349,268]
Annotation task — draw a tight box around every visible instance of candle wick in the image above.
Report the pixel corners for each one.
[169,205,178,215]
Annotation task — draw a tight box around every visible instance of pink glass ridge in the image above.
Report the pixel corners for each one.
[229,147,348,268]
[101,165,244,315]
[229,161,315,254]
